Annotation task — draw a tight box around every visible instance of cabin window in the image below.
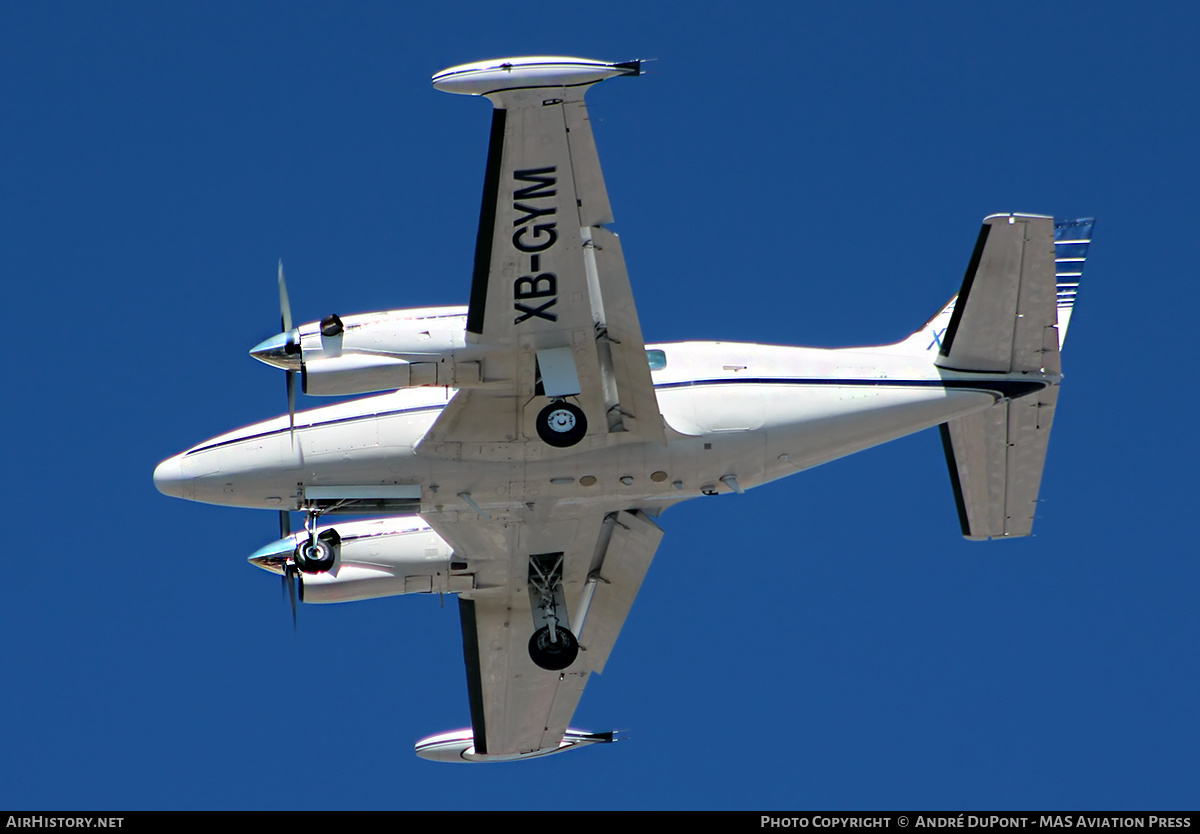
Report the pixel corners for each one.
[646,349,667,371]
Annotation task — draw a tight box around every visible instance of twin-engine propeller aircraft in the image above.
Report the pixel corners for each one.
[154,56,1094,763]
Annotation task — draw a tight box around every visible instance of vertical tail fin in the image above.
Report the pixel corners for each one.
[892,295,958,357]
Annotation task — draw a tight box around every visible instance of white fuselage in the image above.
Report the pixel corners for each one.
[155,339,1012,519]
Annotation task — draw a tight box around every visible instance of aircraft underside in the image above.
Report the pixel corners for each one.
[153,54,1092,762]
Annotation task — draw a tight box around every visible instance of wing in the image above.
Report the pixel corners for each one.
[430,507,663,757]
[421,58,665,460]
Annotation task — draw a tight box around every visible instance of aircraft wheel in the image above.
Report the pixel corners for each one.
[528,625,579,671]
[536,402,587,448]
[295,538,335,574]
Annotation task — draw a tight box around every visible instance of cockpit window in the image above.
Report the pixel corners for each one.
[646,349,667,371]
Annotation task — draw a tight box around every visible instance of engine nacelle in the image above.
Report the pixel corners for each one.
[248,516,474,603]
[251,305,481,396]
[301,352,481,396]
[302,353,421,396]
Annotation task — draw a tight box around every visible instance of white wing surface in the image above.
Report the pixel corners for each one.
[420,58,665,460]
[419,58,667,758]
[433,508,663,756]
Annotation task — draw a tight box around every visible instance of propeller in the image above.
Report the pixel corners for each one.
[278,261,298,437]
[264,264,319,630]
[279,510,299,631]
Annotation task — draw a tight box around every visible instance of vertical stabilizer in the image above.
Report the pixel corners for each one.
[892,295,958,357]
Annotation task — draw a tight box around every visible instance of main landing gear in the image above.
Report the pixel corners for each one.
[529,625,579,672]
[272,505,342,629]
[527,552,579,671]
[292,506,341,575]
[295,527,340,573]
[535,400,587,448]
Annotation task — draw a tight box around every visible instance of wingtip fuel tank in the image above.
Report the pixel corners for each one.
[414,728,616,763]
[431,56,640,96]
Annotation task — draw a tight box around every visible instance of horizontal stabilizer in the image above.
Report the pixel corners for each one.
[940,383,1059,540]
[893,217,1094,360]
[937,214,1059,375]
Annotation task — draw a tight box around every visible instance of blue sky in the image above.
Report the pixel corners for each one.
[3,1,1197,811]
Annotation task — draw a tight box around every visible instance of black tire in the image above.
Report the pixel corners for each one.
[295,536,335,573]
[528,625,580,671]
[536,401,587,448]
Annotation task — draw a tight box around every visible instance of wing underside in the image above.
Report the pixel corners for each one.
[420,66,663,459]
[438,509,663,756]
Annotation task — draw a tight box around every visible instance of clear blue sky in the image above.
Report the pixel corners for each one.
[3,1,1197,811]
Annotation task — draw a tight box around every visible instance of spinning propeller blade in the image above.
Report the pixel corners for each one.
[284,564,299,631]
[279,510,298,630]
[277,261,297,436]
[278,260,293,332]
